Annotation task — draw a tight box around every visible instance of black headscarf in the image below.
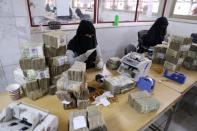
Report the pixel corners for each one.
[68,20,98,68]
[68,20,97,55]
[144,17,169,47]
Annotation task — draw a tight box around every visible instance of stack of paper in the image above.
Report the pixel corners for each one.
[104,75,135,95]
[106,57,121,70]
[128,91,160,113]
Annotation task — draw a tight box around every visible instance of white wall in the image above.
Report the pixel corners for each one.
[168,21,197,36]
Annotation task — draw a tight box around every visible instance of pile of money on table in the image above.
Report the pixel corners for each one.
[106,57,121,70]
[69,106,107,131]
[152,44,168,64]
[128,91,160,113]
[43,31,70,91]
[103,75,135,95]
[56,62,89,109]
[18,43,50,100]
[183,44,197,70]
[164,35,192,71]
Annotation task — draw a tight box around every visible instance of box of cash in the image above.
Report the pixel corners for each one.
[50,64,70,77]
[183,57,197,70]
[87,106,107,131]
[152,44,168,64]
[106,57,121,70]
[133,97,160,113]
[56,90,77,109]
[44,44,67,58]
[128,91,160,113]
[169,35,192,51]
[19,58,45,70]
[128,91,150,107]
[69,107,107,131]
[164,61,181,71]
[20,43,44,59]
[46,56,68,67]
[23,68,50,81]
[68,62,86,82]
[77,99,90,109]
[104,75,135,95]
[43,31,67,49]
[24,79,49,100]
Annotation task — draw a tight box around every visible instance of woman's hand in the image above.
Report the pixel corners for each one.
[96,58,104,70]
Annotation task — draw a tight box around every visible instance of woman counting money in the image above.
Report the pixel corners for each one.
[66,20,104,69]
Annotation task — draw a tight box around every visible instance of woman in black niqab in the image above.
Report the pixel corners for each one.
[145,17,169,46]
[67,20,103,69]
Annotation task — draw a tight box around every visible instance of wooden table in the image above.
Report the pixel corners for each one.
[149,64,197,94]
[0,67,181,131]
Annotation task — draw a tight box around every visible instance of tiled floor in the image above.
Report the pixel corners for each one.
[145,105,197,131]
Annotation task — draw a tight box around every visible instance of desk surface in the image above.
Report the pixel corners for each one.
[149,64,197,94]
[0,67,181,131]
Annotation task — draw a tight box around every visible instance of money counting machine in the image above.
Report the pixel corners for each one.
[0,102,58,131]
[118,52,152,81]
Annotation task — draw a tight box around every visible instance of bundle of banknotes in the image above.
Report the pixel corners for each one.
[164,35,192,71]
[106,57,121,70]
[68,62,86,82]
[56,90,77,109]
[128,91,160,113]
[20,58,46,70]
[46,56,68,67]
[50,64,70,78]
[152,44,168,64]
[103,75,135,95]
[20,43,44,59]
[183,44,197,70]
[24,78,50,100]
[43,31,67,49]
[23,68,50,81]
[44,44,67,58]
[69,106,107,131]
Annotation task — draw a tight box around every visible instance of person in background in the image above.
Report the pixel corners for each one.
[66,20,104,69]
[138,17,169,53]
[145,17,168,46]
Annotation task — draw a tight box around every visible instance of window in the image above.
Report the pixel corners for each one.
[27,0,96,26]
[137,0,166,21]
[98,0,138,22]
[171,0,197,20]
[27,0,168,27]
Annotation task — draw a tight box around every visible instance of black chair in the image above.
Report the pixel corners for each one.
[191,33,197,43]
[137,30,148,53]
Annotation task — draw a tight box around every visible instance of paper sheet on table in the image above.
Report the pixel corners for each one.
[62,100,71,105]
[73,116,87,130]
[92,91,114,107]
